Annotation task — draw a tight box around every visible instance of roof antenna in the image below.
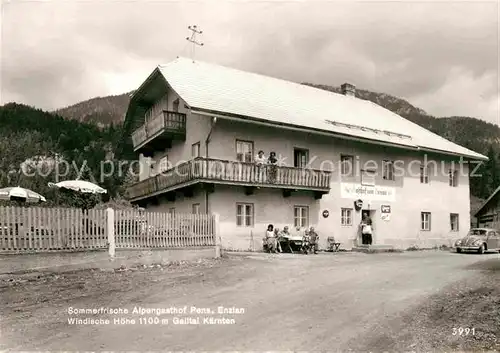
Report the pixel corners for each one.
[186,25,204,63]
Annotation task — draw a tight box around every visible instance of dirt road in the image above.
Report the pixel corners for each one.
[1,251,498,351]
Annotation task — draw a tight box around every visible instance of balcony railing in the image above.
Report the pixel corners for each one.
[131,110,186,150]
[127,158,332,201]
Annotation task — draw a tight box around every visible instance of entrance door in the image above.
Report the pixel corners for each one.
[361,209,376,245]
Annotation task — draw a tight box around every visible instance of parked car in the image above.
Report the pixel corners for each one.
[454,228,500,254]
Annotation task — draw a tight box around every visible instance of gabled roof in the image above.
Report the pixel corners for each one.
[132,57,487,160]
[474,186,500,217]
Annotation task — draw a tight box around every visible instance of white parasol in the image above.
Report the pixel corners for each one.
[48,180,107,194]
[0,186,46,203]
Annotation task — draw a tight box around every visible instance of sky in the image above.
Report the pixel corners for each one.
[1,0,499,124]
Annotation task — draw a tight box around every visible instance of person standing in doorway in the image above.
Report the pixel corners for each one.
[360,212,373,245]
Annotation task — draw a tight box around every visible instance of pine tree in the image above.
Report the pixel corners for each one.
[484,146,500,197]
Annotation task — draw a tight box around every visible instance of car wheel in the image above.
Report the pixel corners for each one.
[477,244,485,254]
[456,248,462,253]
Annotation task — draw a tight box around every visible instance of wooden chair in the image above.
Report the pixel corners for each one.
[327,236,341,252]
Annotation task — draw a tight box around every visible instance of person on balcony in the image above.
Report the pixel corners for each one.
[268,151,278,164]
[254,150,266,183]
[268,151,278,183]
[254,150,267,164]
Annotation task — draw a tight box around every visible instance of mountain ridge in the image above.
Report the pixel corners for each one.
[13,82,500,202]
[54,92,133,127]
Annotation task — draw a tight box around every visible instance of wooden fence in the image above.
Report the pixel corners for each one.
[0,206,217,253]
[0,206,107,251]
[114,210,216,249]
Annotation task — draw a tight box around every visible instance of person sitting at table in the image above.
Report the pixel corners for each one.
[273,227,282,253]
[278,226,296,253]
[264,224,277,253]
[292,225,304,238]
[281,226,291,237]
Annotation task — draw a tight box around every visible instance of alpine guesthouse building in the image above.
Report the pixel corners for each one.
[124,57,487,251]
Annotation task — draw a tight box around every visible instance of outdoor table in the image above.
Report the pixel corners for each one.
[278,235,303,253]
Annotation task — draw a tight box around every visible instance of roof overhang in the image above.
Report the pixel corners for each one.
[474,185,500,217]
[191,107,488,161]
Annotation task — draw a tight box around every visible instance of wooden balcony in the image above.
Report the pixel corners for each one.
[126,158,332,202]
[131,110,186,154]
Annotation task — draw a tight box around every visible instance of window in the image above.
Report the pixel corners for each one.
[192,142,200,158]
[450,213,459,231]
[158,156,169,173]
[169,208,176,214]
[192,203,200,214]
[236,140,253,163]
[294,148,309,168]
[341,208,353,226]
[173,99,179,113]
[294,206,309,228]
[340,155,354,176]
[361,169,376,186]
[449,169,458,187]
[421,212,431,231]
[420,165,429,184]
[382,160,395,181]
[236,203,254,227]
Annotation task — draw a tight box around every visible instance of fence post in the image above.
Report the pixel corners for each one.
[106,208,115,258]
[249,230,254,252]
[214,213,221,258]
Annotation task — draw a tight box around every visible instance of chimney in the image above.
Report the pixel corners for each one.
[341,82,356,97]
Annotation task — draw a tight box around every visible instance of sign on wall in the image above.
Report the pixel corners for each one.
[322,210,329,218]
[340,183,396,202]
[381,204,391,221]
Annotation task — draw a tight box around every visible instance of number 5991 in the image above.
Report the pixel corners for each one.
[452,327,475,336]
